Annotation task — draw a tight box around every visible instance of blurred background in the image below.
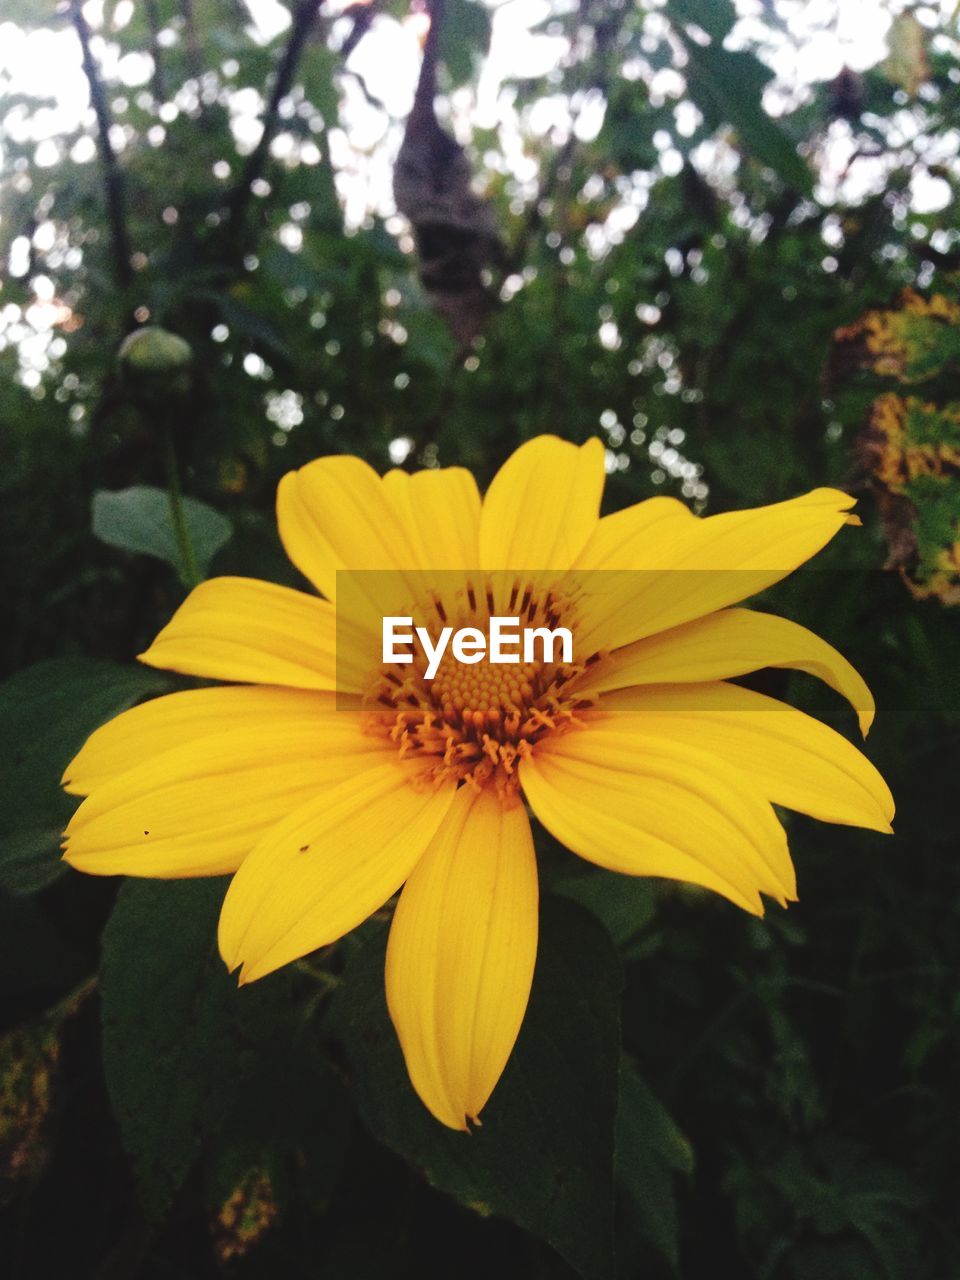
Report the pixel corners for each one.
[1,1,959,1277]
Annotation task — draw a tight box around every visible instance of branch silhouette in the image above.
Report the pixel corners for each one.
[69,0,133,290]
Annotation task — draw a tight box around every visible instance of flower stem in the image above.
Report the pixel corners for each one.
[162,426,200,588]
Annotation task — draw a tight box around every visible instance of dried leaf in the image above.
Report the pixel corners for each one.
[858,395,960,603]
[0,981,94,1204]
[834,290,960,603]
[883,14,930,96]
[210,1167,280,1265]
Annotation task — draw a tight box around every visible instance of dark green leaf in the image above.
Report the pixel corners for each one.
[552,866,656,953]
[0,660,171,894]
[0,890,86,1000]
[204,1047,352,1219]
[297,42,342,124]
[671,0,737,41]
[682,42,813,194]
[401,306,457,375]
[329,895,621,1280]
[101,878,292,1219]
[439,0,492,86]
[0,828,70,896]
[101,876,353,1225]
[616,1054,693,1270]
[92,486,232,581]
[203,292,290,356]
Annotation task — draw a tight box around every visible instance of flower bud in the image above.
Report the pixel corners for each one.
[118,327,193,398]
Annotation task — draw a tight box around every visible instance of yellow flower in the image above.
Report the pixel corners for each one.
[61,436,893,1130]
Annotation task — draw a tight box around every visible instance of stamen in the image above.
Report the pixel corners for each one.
[363,578,593,792]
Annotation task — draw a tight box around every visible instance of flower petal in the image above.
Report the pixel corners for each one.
[218,763,456,983]
[63,685,349,795]
[63,711,387,877]
[382,466,482,571]
[599,682,894,831]
[385,787,538,1131]
[521,723,794,913]
[137,576,365,691]
[573,494,695,571]
[575,488,860,651]
[583,608,874,735]
[479,436,605,571]
[276,454,428,600]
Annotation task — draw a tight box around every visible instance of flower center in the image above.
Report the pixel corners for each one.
[361,578,598,797]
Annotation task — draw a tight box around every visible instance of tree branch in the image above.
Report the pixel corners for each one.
[144,0,168,104]
[70,0,133,289]
[414,0,445,116]
[224,0,325,239]
[179,0,203,82]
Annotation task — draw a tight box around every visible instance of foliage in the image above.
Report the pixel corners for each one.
[1,0,959,1277]
[92,484,233,583]
[0,659,171,893]
[834,289,960,602]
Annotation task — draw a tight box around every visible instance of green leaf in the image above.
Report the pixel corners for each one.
[616,1054,693,1270]
[682,42,813,194]
[92,486,232,581]
[204,1046,352,1221]
[296,41,342,125]
[727,1138,925,1279]
[401,306,457,375]
[0,660,172,894]
[329,895,622,1280]
[438,0,492,86]
[0,891,86,998]
[101,878,292,1219]
[552,866,656,954]
[670,0,737,41]
[207,286,294,355]
[0,829,71,896]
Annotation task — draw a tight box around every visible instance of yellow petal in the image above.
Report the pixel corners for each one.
[521,725,794,913]
[63,685,350,796]
[599,682,894,831]
[577,487,856,572]
[584,608,874,735]
[276,454,424,601]
[137,576,365,691]
[385,787,538,1130]
[218,763,456,983]
[573,494,695,571]
[382,466,482,571]
[479,436,606,571]
[63,713,388,877]
[574,488,859,651]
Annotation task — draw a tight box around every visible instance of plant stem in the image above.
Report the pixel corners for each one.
[162,427,200,588]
